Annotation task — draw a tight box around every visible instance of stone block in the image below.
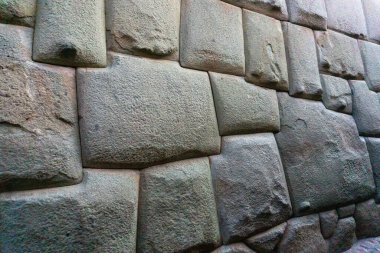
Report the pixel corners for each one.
[315,30,364,79]
[77,53,220,169]
[362,0,380,42]
[327,217,356,253]
[365,138,380,202]
[320,74,352,114]
[137,158,220,253]
[243,10,288,91]
[0,0,36,27]
[354,199,380,238]
[245,223,286,253]
[106,0,180,59]
[320,210,338,239]
[275,93,375,215]
[211,243,255,253]
[180,0,245,76]
[0,24,33,61]
[210,72,280,136]
[33,0,107,67]
[337,204,356,218]
[210,133,292,243]
[282,22,322,100]
[0,170,139,252]
[286,0,327,30]
[359,41,380,92]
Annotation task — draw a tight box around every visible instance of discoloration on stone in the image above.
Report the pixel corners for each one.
[0,0,36,27]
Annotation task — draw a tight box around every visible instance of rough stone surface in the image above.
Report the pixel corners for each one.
[209,72,280,136]
[137,158,220,253]
[245,223,286,253]
[337,204,356,218]
[0,170,139,252]
[282,22,322,100]
[286,0,327,30]
[210,133,292,243]
[354,199,380,239]
[275,93,375,215]
[359,41,380,92]
[0,0,36,27]
[327,217,356,253]
[365,138,380,202]
[180,0,245,76]
[0,24,33,61]
[33,0,107,67]
[77,53,220,169]
[320,74,352,114]
[243,10,288,91]
[211,243,256,253]
[315,30,364,79]
[320,210,338,239]
[362,0,380,42]
[106,0,180,59]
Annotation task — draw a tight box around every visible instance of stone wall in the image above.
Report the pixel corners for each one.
[0,0,380,252]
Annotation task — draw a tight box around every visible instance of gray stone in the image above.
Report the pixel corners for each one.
[243,10,288,91]
[327,217,356,253]
[180,0,245,76]
[137,158,220,253]
[278,214,328,253]
[282,22,322,100]
[325,0,367,39]
[106,0,180,59]
[365,138,380,202]
[286,0,327,30]
[245,223,286,253]
[315,30,364,79]
[337,204,356,218]
[0,0,36,27]
[211,243,256,253]
[209,72,280,136]
[0,170,139,252]
[359,41,380,92]
[33,0,106,67]
[362,0,380,42]
[210,133,292,243]
[320,210,338,239]
[275,93,375,215]
[0,24,33,61]
[320,75,352,114]
[354,199,380,239]
[77,53,220,169]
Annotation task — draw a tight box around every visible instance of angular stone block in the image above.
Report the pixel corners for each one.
[0,170,139,252]
[33,0,106,67]
[78,53,220,169]
[243,10,288,91]
[359,41,380,92]
[245,223,286,253]
[275,93,375,215]
[337,204,356,218]
[282,22,322,100]
[180,0,245,76]
[138,158,220,253]
[210,133,292,243]
[286,0,327,30]
[320,74,352,114]
[362,0,380,42]
[0,0,36,27]
[320,210,338,239]
[327,217,356,253]
[354,199,380,238]
[106,0,180,59]
[210,73,280,136]
[0,24,33,61]
[365,138,380,202]
[211,243,255,253]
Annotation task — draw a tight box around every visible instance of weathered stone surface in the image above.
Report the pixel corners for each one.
[211,243,256,253]
[209,72,280,136]
[359,41,380,92]
[286,0,327,30]
[282,22,322,100]
[327,217,356,253]
[354,199,380,238]
[137,158,220,253]
[278,215,328,253]
[106,0,180,59]
[337,204,356,218]
[320,210,338,239]
[0,24,33,61]
[325,0,367,39]
[350,81,380,137]
[77,53,220,169]
[245,223,286,253]
[0,0,36,27]
[33,0,106,67]
[320,75,352,114]
[362,0,380,42]
[315,30,364,79]
[365,138,380,202]
[275,93,375,215]
[0,170,139,252]
[180,0,245,76]
[243,10,288,91]
[210,134,292,243]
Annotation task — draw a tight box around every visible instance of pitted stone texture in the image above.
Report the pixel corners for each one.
[33,0,106,67]
[0,170,139,252]
[245,223,286,253]
[243,10,288,91]
[286,0,327,30]
[320,210,338,239]
[320,74,352,114]
[337,204,356,218]
[350,81,380,137]
[138,158,220,253]
[0,24,33,61]
[278,215,328,253]
[0,0,36,27]
[275,93,375,215]
[211,243,256,253]
[77,54,220,169]
[180,0,245,76]
[210,134,292,243]
[106,0,180,59]
[327,217,356,253]
[359,41,380,92]
[210,73,280,136]
[354,199,380,239]
[325,0,367,39]
[282,22,322,100]
[366,138,380,202]
[362,0,380,42]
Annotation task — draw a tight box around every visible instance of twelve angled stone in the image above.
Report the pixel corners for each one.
[359,41,380,92]
[320,74,352,114]
[211,243,255,253]
[0,0,36,27]
[245,223,286,253]
[354,199,380,238]
[362,0,380,42]
[286,0,327,30]
[365,138,380,202]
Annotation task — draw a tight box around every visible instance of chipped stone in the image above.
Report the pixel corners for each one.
[365,138,380,202]
[245,223,286,253]
[354,199,380,238]
[327,217,356,253]
[362,0,380,42]
[286,0,327,30]
[320,74,352,114]
[359,40,380,92]
[320,210,338,239]
[337,204,356,218]
[0,0,36,27]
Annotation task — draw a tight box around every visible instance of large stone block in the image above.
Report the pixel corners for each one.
[365,138,380,202]
[106,0,180,59]
[0,170,139,252]
[33,0,107,67]
[354,199,380,238]
[327,217,356,253]
[275,93,375,215]
[180,0,245,76]
[245,223,286,253]
[362,0,380,42]
[77,53,220,169]
[211,243,255,253]
[0,24,33,61]
[210,134,292,243]
[137,158,220,253]
[359,41,380,92]
[243,10,288,91]
[0,0,36,27]
[210,72,280,136]
[286,0,327,30]
[282,22,322,100]
[320,74,352,114]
